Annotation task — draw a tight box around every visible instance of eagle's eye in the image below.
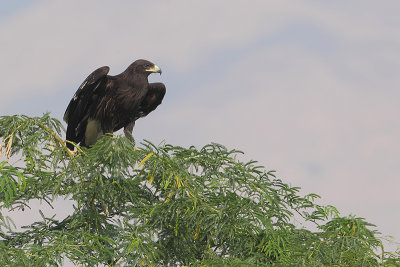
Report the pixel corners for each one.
[144,64,152,68]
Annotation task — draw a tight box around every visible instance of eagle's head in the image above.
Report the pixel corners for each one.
[128,59,162,76]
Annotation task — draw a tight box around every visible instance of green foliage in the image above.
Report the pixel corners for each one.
[0,114,399,266]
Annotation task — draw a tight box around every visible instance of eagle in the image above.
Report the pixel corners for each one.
[63,59,166,150]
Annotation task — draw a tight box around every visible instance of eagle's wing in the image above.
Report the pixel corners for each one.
[134,82,166,120]
[64,66,110,149]
[113,82,166,140]
[125,82,166,140]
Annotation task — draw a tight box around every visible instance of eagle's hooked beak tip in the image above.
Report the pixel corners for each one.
[154,65,162,75]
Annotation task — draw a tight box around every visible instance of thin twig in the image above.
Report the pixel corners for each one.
[38,123,73,159]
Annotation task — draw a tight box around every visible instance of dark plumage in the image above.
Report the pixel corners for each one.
[63,59,166,150]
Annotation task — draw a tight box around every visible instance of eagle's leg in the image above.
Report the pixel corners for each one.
[123,121,135,142]
[85,119,103,146]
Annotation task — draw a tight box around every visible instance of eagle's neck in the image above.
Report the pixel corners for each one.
[120,71,148,87]
[130,73,148,87]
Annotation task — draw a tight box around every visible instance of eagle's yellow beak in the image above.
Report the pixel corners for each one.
[146,64,162,74]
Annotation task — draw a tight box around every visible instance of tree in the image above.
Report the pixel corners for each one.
[0,114,399,266]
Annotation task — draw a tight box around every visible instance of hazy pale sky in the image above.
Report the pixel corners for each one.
[1,0,399,253]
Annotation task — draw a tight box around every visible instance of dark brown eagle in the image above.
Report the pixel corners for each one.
[63,59,166,150]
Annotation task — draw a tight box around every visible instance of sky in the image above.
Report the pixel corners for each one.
[1,0,399,256]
